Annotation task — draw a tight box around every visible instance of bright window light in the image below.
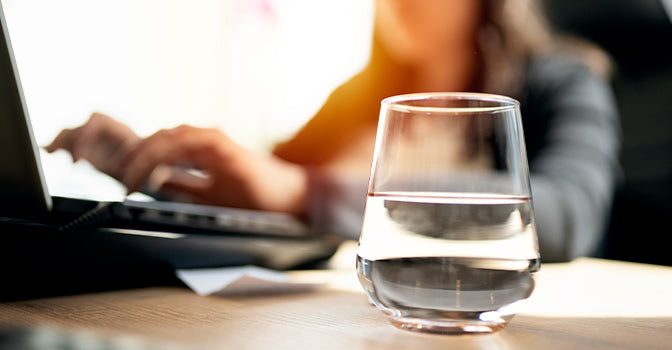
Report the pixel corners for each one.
[2,0,374,152]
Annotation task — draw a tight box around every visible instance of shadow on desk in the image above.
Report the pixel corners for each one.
[0,220,339,302]
[0,224,182,302]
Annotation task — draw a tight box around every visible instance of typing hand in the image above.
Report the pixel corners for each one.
[119,124,308,215]
[45,113,140,181]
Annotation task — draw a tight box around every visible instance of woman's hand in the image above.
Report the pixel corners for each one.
[120,125,309,215]
[46,114,308,215]
[45,113,140,181]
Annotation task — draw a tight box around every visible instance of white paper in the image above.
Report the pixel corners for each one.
[176,266,325,296]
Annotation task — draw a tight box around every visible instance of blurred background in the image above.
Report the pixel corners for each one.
[2,0,671,265]
[1,0,374,152]
[542,0,672,265]
[1,0,374,201]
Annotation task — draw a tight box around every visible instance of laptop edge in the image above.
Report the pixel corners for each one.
[0,2,51,216]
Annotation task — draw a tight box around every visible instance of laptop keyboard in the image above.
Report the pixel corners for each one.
[52,196,310,238]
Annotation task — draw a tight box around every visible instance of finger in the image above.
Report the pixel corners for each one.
[122,125,234,195]
[157,173,212,203]
[45,128,76,153]
[123,150,170,194]
[44,113,110,157]
[71,114,110,162]
[121,132,183,194]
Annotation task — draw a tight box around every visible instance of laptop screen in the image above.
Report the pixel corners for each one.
[0,2,51,216]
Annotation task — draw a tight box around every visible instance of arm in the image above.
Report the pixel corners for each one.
[303,168,368,239]
[298,54,623,258]
[48,116,309,215]
[522,54,621,262]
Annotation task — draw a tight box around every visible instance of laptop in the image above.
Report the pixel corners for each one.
[0,3,341,271]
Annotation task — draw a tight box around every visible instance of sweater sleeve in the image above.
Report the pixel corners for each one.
[522,55,621,262]
[304,167,368,240]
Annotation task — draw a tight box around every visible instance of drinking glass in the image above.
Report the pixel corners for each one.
[356,93,540,335]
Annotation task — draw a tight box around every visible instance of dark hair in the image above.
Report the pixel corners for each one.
[366,0,611,96]
[477,0,611,95]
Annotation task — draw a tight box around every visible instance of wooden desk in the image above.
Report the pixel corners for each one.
[1,256,672,349]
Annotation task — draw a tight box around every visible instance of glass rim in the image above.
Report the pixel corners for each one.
[381,92,520,114]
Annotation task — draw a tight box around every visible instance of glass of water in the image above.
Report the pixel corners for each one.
[356,92,540,335]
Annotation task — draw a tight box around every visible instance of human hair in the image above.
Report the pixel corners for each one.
[366,0,611,96]
[477,0,612,95]
[273,0,612,165]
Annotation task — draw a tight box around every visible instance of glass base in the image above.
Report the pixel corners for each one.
[388,316,509,335]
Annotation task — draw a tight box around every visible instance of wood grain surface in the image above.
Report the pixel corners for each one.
[1,281,671,350]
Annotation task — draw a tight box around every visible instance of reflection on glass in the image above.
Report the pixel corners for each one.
[357,93,540,335]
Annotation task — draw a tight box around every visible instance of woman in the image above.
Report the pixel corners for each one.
[47,0,621,262]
